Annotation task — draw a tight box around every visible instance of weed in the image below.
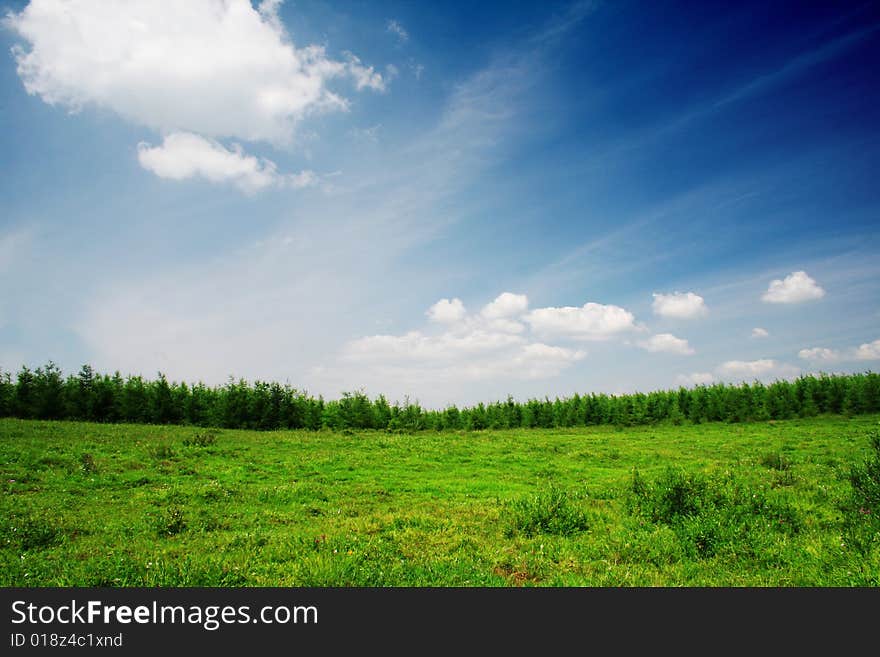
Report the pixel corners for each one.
[1,511,64,551]
[79,452,98,475]
[152,506,186,537]
[183,432,217,448]
[147,443,175,460]
[761,453,793,471]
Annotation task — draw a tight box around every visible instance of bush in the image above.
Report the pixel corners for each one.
[505,485,589,537]
[628,468,712,524]
[627,468,801,558]
[842,428,880,553]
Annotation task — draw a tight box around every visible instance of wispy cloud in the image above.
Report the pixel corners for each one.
[712,24,880,111]
[386,19,409,44]
[0,225,33,274]
[71,41,542,395]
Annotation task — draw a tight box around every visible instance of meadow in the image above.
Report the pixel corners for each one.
[2,415,879,586]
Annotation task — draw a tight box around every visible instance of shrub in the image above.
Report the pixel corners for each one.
[841,428,880,553]
[505,485,589,537]
[628,468,712,524]
[627,468,801,558]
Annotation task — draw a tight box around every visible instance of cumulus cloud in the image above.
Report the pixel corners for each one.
[386,19,409,43]
[485,318,526,334]
[425,298,466,324]
[338,291,592,383]
[751,327,769,338]
[137,132,317,193]
[798,347,840,362]
[481,292,528,319]
[651,291,707,319]
[795,339,880,363]
[677,372,714,386]
[855,339,880,361]
[524,302,637,339]
[638,333,695,355]
[761,271,825,304]
[6,0,386,192]
[6,0,386,145]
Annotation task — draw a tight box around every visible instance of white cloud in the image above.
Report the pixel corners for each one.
[716,359,800,381]
[386,19,409,43]
[855,339,880,361]
[798,347,840,362]
[6,0,385,145]
[761,271,825,304]
[343,52,386,91]
[485,318,526,334]
[795,338,880,363]
[337,290,592,384]
[341,332,583,382]
[677,372,714,386]
[751,327,769,338]
[481,292,528,319]
[718,359,777,377]
[524,302,637,339]
[638,333,695,355]
[137,132,317,193]
[651,291,707,319]
[425,298,466,324]
[344,329,523,362]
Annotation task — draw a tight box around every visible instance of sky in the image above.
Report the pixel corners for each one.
[1,0,879,407]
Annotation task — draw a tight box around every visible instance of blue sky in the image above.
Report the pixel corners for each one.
[1,0,878,406]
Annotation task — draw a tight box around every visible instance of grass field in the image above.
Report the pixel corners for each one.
[2,415,879,586]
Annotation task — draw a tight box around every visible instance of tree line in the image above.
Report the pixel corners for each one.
[1,362,878,432]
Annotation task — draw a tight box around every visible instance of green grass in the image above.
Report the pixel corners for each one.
[1,415,878,586]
